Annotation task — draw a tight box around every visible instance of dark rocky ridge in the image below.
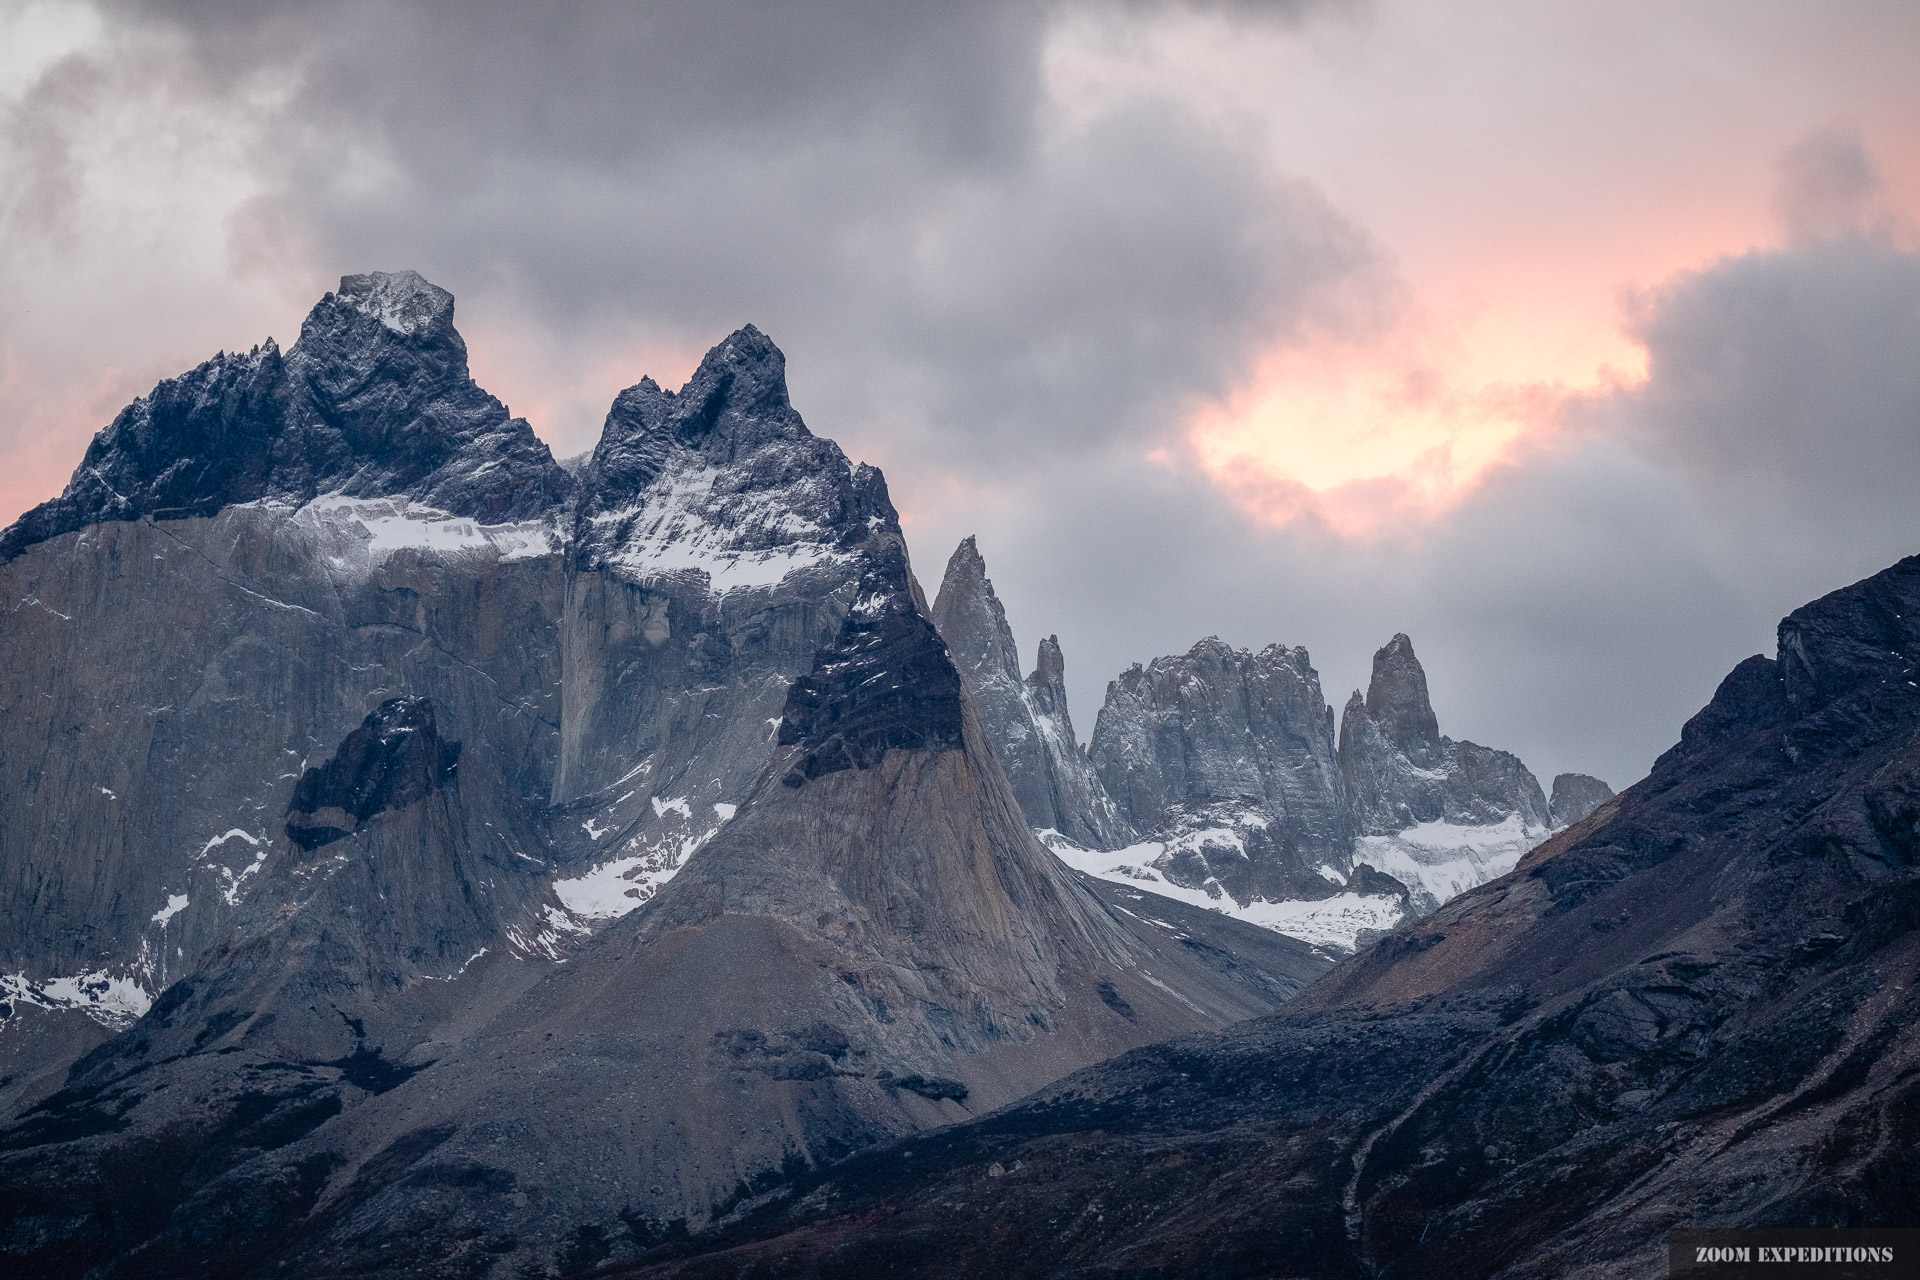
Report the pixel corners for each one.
[612,553,1920,1280]
[1548,771,1614,828]
[780,560,966,785]
[0,271,572,564]
[285,695,463,850]
[0,272,1331,1278]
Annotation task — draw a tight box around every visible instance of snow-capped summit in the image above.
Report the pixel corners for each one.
[328,268,453,336]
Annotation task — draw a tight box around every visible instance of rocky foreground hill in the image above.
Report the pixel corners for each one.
[604,552,1920,1280]
[0,273,1326,1278]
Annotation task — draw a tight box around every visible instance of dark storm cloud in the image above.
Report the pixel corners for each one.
[1616,236,1920,566]
[96,0,1382,473]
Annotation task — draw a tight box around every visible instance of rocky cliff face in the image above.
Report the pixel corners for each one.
[1089,639,1351,888]
[1548,771,1614,827]
[1340,634,1552,912]
[930,538,1127,849]
[938,593,1569,950]
[0,272,571,1115]
[0,273,1327,1279]
[608,552,1920,1280]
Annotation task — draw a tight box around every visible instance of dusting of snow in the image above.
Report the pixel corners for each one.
[344,270,447,335]
[200,829,269,905]
[424,946,489,981]
[507,906,593,960]
[284,494,557,578]
[650,795,692,820]
[16,596,73,621]
[151,894,189,926]
[2,968,153,1029]
[582,817,610,841]
[590,460,852,593]
[1137,969,1208,1017]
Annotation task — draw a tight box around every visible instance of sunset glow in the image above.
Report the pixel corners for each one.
[1185,303,1645,535]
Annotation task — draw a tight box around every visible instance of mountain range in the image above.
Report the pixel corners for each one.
[1,271,1907,1279]
[933,537,1611,949]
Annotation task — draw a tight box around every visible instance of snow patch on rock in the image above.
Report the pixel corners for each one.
[590,460,851,594]
[1043,829,1401,953]
[1355,812,1546,913]
[2,968,154,1029]
[288,494,557,577]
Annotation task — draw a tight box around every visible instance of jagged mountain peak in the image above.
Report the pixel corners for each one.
[669,322,808,458]
[932,534,1019,687]
[1340,632,1549,873]
[575,325,821,526]
[931,538,1129,850]
[1032,633,1066,687]
[945,532,986,576]
[287,270,470,399]
[331,269,456,337]
[1363,630,1440,752]
[0,270,573,562]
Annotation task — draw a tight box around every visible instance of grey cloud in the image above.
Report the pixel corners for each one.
[920,435,1746,798]
[936,232,1920,795]
[10,3,1915,811]
[105,0,1385,473]
[1612,236,1920,585]
[127,0,1048,174]
[1773,126,1887,244]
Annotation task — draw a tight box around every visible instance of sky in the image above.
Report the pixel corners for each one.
[3,0,1918,789]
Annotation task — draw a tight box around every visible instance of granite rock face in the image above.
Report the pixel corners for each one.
[0,274,574,1118]
[1340,634,1550,836]
[944,597,1568,946]
[1339,634,1552,913]
[1547,772,1614,828]
[930,539,1127,848]
[0,274,1329,1279]
[1085,639,1351,904]
[605,553,1920,1280]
